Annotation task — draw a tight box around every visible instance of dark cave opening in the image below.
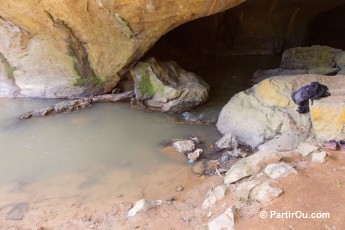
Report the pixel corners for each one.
[142,11,281,122]
[139,0,345,121]
[308,4,345,50]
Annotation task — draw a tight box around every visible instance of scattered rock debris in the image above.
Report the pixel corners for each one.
[208,206,236,230]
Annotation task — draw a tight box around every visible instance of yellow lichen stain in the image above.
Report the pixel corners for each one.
[310,102,345,139]
[255,79,291,108]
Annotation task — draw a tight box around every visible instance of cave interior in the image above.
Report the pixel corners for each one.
[143,0,345,87]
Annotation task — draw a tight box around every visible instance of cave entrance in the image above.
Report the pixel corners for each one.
[142,11,281,122]
[308,4,345,50]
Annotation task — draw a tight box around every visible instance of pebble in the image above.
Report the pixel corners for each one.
[173,140,196,153]
[312,151,327,163]
[235,180,260,201]
[295,142,319,156]
[219,152,232,164]
[190,136,200,144]
[188,149,203,162]
[264,162,297,180]
[128,199,156,217]
[202,185,228,209]
[208,206,236,230]
[176,185,184,192]
[215,134,238,151]
[249,182,283,203]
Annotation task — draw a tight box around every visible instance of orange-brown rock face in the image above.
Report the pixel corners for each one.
[0,0,245,98]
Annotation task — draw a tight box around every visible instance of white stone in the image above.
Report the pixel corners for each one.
[224,151,282,184]
[188,148,203,161]
[208,206,236,230]
[250,182,283,203]
[215,134,238,151]
[202,191,217,209]
[190,136,200,144]
[264,162,297,180]
[295,142,319,156]
[202,185,228,209]
[214,185,228,200]
[312,151,327,163]
[235,180,260,201]
[173,140,196,153]
[128,199,155,217]
[258,131,302,152]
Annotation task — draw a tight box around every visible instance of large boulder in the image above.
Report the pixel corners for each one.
[250,68,308,85]
[251,46,343,85]
[131,58,209,113]
[217,74,345,148]
[280,46,341,70]
[0,0,244,98]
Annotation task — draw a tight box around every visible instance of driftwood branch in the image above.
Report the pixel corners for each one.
[19,91,134,120]
[91,91,133,102]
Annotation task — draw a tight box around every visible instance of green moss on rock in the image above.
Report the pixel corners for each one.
[74,75,105,87]
[138,74,156,97]
[6,65,14,78]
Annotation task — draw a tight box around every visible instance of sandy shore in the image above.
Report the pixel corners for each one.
[1,148,345,229]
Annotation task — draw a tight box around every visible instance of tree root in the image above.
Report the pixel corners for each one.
[19,91,134,120]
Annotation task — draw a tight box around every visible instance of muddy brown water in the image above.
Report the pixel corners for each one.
[0,55,280,226]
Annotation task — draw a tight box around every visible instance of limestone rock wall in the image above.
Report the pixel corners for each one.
[0,0,245,98]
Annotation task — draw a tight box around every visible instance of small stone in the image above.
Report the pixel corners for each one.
[235,180,260,201]
[312,151,327,163]
[202,185,228,209]
[173,140,196,153]
[295,142,319,156]
[249,182,283,203]
[165,198,174,205]
[176,185,184,192]
[264,162,297,180]
[190,136,200,144]
[219,152,232,164]
[188,149,203,161]
[215,134,238,151]
[224,151,282,184]
[231,148,247,158]
[6,202,29,220]
[208,206,236,230]
[128,199,155,217]
[152,200,163,206]
[202,190,217,209]
[214,185,228,200]
[182,217,190,224]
